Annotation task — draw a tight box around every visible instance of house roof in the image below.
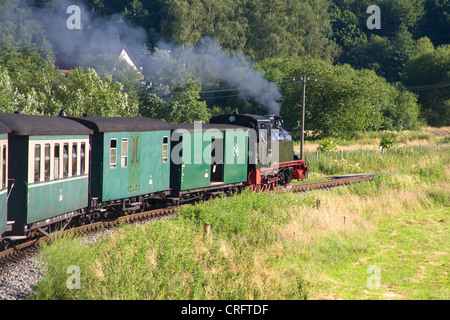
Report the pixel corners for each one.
[68,116,172,133]
[0,122,10,135]
[55,45,143,74]
[118,46,143,73]
[0,113,93,136]
[170,123,249,133]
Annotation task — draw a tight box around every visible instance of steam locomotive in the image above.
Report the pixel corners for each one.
[0,112,307,248]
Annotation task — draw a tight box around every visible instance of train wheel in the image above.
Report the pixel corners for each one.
[0,239,9,251]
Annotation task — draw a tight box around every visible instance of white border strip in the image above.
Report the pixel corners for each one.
[28,175,88,189]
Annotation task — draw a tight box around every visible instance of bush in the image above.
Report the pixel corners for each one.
[317,138,337,152]
[379,133,397,149]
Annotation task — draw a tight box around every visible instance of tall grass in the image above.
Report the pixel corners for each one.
[35,191,313,300]
[304,146,449,177]
[298,127,450,153]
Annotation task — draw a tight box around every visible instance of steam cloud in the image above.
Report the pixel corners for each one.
[1,0,282,114]
[149,38,282,114]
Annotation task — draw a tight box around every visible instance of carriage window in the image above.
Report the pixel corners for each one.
[121,139,128,168]
[110,139,117,169]
[2,145,6,189]
[259,124,268,143]
[72,143,78,176]
[80,143,86,175]
[63,143,69,178]
[44,144,50,181]
[54,144,60,179]
[34,144,41,182]
[162,136,168,163]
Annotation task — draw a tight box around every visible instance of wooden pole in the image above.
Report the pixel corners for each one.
[300,78,306,161]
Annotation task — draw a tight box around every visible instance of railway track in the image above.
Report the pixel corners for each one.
[290,173,375,192]
[0,173,374,264]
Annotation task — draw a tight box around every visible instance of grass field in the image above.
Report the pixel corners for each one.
[298,126,450,153]
[31,129,449,300]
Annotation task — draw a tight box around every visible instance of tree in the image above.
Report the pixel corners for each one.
[417,0,450,46]
[61,67,138,117]
[246,0,339,62]
[124,0,150,28]
[255,57,421,138]
[330,0,429,82]
[160,0,248,52]
[411,36,434,57]
[336,23,416,82]
[402,45,450,126]
[0,66,43,114]
[169,80,211,123]
[377,0,425,38]
[139,79,211,123]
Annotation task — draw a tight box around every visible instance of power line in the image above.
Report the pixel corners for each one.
[153,77,301,97]
[403,82,450,91]
[201,93,241,99]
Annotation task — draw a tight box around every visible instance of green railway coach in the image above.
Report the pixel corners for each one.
[0,123,10,242]
[0,113,93,238]
[69,117,172,210]
[170,123,248,199]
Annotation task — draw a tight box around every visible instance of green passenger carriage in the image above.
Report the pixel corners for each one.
[0,113,92,238]
[170,123,248,201]
[68,117,173,212]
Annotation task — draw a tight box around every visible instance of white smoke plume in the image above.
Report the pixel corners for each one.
[147,37,282,114]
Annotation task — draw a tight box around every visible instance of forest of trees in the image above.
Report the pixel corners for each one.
[0,0,449,137]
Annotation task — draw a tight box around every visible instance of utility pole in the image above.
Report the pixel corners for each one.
[299,77,317,161]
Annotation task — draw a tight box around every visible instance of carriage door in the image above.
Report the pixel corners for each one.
[128,134,141,192]
[210,137,224,183]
